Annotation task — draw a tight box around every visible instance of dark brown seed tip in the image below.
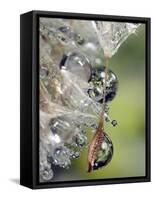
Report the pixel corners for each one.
[87,162,92,173]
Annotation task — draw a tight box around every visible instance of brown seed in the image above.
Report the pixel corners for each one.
[87,125,104,172]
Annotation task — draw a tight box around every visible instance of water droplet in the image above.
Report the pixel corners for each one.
[92,132,113,170]
[49,116,75,142]
[71,151,80,159]
[111,120,117,127]
[57,26,73,43]
[73,133,88,148]
[105,116,110,122]
[87,66,118,103]
[74,33,85,45]
[90,123,98,131]
[104,104,110,113]
[41,168,53,181]
[40,67,49,78]
[58,26,71,34]
[53,146,71,168]
[60,52,92,81]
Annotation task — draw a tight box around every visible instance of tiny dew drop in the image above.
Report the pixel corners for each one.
[72,151,80,159]
[40,67,49,79]
[111,120,117,127]
[58,26,71,33]
[73,133,88,148]
[41,169,53,181]
[57,26,73,43]
[74,33,85,45]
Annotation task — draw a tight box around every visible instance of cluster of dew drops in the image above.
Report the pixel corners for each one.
[40,19,118,181]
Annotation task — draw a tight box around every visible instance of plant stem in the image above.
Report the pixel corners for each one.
[98,57,109,131]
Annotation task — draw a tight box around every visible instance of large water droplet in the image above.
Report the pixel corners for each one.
[92,132,113,170]
[60,52,92,81]
[87,66,118,103]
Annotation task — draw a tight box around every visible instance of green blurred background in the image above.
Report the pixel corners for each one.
[67,25,146,180]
